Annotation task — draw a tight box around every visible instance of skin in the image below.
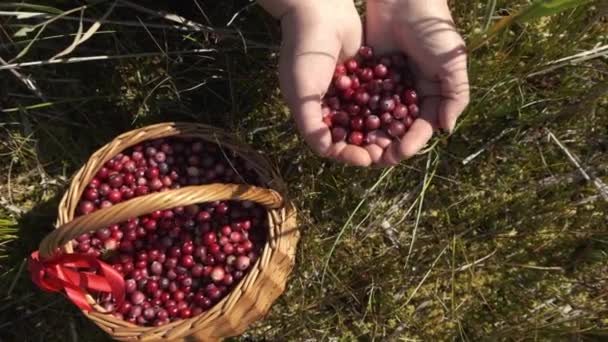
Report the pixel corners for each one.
[258,0,470,167]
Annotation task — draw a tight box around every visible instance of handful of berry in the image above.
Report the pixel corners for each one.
[322,46,420,146]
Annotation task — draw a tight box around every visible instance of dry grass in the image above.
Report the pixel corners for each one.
[1,0,607,341]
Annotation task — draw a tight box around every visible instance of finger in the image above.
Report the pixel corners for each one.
[365,130,392,149]
[438,52,470,132]
[331,143,372,166]
[338,4,363,60]
[382,96,440,165]
[365,144,384,164]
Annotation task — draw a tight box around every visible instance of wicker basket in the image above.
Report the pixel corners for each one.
[36,122,299,341]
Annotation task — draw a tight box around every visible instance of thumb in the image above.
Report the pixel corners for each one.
[278,9,340,157]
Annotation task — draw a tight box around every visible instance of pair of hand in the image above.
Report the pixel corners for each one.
[260,0,470,166]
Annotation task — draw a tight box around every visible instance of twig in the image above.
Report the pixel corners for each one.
[504,263,564,271]
[454,249,497,272]
[0,49,215,70]
[546,129,608,201]
[462,128,513,165]
[528,44,608,78]
[0,56,45,100]
[118,0,214,32]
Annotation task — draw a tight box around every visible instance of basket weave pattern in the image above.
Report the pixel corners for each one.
[41,122,299,341]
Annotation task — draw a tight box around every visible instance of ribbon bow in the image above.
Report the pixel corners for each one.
[28,251,125,312]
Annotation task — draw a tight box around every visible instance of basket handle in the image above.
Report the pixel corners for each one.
[39,183,284,259]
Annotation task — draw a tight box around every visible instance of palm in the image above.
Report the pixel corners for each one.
[365,0,470,165]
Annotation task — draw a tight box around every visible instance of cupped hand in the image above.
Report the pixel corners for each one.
[366,0,470,165]
[274,1,380,166]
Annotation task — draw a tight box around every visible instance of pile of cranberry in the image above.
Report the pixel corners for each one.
[322,46,420,146]
[72,138,268,327]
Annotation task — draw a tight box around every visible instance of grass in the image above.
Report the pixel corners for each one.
[1,0,607,341]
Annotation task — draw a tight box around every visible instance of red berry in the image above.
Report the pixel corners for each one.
[180,255,194,268]
[355,91,370,105]
[408,104,420,118]
[404,115,414,128]
[332,111,350,127]
[334,75,352,90]
[348,132,364,146]
[381,112,393,125]
[365,115,381,130]
[388,121,406,137]
[345,58,358,72]
[108,174,124,188]
[335,63,346,75]
[350,117,364,131]
[374,64,388,78]
[359,68,374,81]
[235,256,251,271]
[78,201,95,215]
[130,291,145,305]
[358,46,374,59]
[380,97,396,112]
[331,127,347,142]
[107,190,122,203]
[210,267,225,283]
[403,89,418,105]
[83,188,99,201]
[393,105,408,119]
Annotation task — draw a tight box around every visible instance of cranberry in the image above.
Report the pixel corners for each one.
[108,174,124,188]
[365,115,381,130]
[96,167,110,179]
[83,188,99,201]
[388,121,406,137]
[359,67,374,81]
[350,117,364,131]
[107,190,122,204]
[381,112,394,125]
[348,131,364,146]
[331,127,347,142]
[374,64,388,78]
[408,104,420,118]
[335,63,346,75]
[210,267,225,283]
[380,97,396,112]
[130,291,145,305]
[359,46,374,59]
[403,89,418,105]
[150,261,163,275]
[332,111,350,127]
[180,255,195,268]
[355,90,370,105]
[203,232,216,245]
[334,75,352,90]
[235,256,251,271]
[146,281,159,294]
[393,104,408,119]
[78,201,95,215]
[191,264,204,277]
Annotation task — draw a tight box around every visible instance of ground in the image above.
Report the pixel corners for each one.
[0,1,607,341]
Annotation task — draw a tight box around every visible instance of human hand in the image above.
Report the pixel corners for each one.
[259,0,380,166]
[366,0,470,165]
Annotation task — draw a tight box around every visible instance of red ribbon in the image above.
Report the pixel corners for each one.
[28,251,125,312]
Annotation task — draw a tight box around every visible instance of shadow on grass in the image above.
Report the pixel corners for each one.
[0,192,112,342]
